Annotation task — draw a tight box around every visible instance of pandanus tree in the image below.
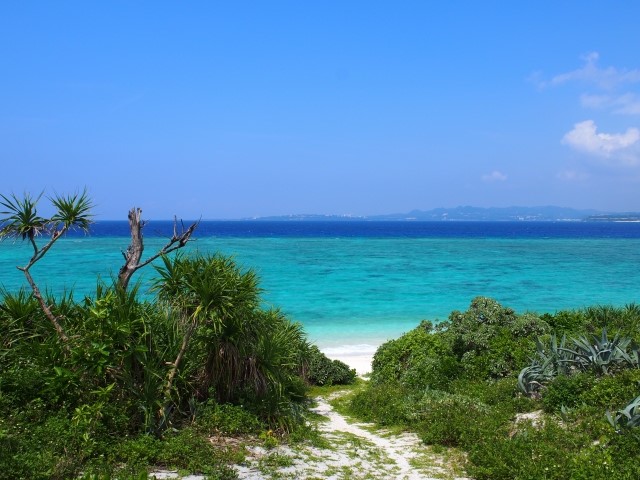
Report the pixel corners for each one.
[154,253,309,426]
[154,254,261,404]
[0,190,93,345]
[0,192,197,343]
[0,190,200,434]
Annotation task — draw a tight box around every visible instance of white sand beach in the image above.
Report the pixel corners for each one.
[322,344,377,375]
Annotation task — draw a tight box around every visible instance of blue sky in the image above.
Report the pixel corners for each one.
[2,2,640,219]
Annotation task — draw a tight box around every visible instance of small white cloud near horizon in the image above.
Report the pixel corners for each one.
[481,170,508,182]
[562,120,640,164]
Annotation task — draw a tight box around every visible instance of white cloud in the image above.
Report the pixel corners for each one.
[580,93,640,115]
[546,52,640,90]
[613,94,640,115]
[481,171,508,182]
[562,120,640,163]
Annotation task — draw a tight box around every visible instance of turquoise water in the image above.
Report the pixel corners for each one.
[1,235,639,353]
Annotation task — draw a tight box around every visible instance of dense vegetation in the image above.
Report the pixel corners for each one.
[3,191,639,478]
[349,297,640,479]
[0,192,355,479]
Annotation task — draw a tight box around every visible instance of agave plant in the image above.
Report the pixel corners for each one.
[560,329,635,375]
[517,334,570,396]
[607,394,640,432]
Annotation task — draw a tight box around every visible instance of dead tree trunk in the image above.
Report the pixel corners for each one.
[117,208,198,291]
[118,208,145,290]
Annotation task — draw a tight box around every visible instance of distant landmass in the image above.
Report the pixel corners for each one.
[250,206,640,222]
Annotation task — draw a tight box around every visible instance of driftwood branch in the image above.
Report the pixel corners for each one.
[117,208,198,291]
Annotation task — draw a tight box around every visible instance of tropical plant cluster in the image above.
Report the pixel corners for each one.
[0,192,354,479]
[348,297,640,479]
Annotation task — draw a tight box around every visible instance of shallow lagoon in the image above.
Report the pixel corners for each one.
[1,221,639,355]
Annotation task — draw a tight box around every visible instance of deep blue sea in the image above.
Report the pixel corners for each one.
[2,221,639,355]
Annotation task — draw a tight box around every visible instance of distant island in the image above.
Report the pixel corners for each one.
[249,206,640,222]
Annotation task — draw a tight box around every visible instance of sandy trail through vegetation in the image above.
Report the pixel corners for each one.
[233,392,469,480]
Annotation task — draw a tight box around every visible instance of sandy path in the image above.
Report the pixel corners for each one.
[310,396,424,479]
[233,393,470,480]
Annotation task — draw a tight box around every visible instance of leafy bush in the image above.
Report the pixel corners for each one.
[194,402,263,435]
[0,410,86,480]
[444,297,548,379]
[542,310,587,335]
[304,345,356,386]
[159,427,238,477]
[104,434,162,477]
[348,382,411,425]
[414,390,496,447]
[370,320,459,390]
[449,377,534,413]
[466,422,585,480]
[541,372,595,412]
[569,433,640,479]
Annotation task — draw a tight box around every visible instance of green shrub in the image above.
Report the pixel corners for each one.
[459,329,535,379]
[1,411,86,480]
[542,372,596,412]
[412,390,509,447]
[159,427,236,476]
[348,382,411,425]
[582,369,640,410]
[305,345,356,386]
[370,320,459,390]
[447,297,548,355]
[194,402,263,435]
[467,422,585,480]
[444,297,548,380]
[542,310,587,334]
[105,434,162,477]
[449,377,534,413]
[568,434,640,479]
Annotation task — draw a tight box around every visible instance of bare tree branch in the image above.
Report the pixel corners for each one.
[19,266,70,343]
[117,208,198,291]
[15,225,73,346]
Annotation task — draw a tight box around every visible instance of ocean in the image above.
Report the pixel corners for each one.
[1,221,639,357]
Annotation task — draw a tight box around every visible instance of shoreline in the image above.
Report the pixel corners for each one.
[321,344,378,375]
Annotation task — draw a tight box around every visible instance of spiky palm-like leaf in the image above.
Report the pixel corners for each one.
[50,189,93,233]
[607,394,640,431]
[0,192,47,241]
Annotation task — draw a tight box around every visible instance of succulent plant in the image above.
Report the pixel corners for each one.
[518,330,639,396]
[560,329,636,375]
[607,394,640,432]
[517,334,570,396]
